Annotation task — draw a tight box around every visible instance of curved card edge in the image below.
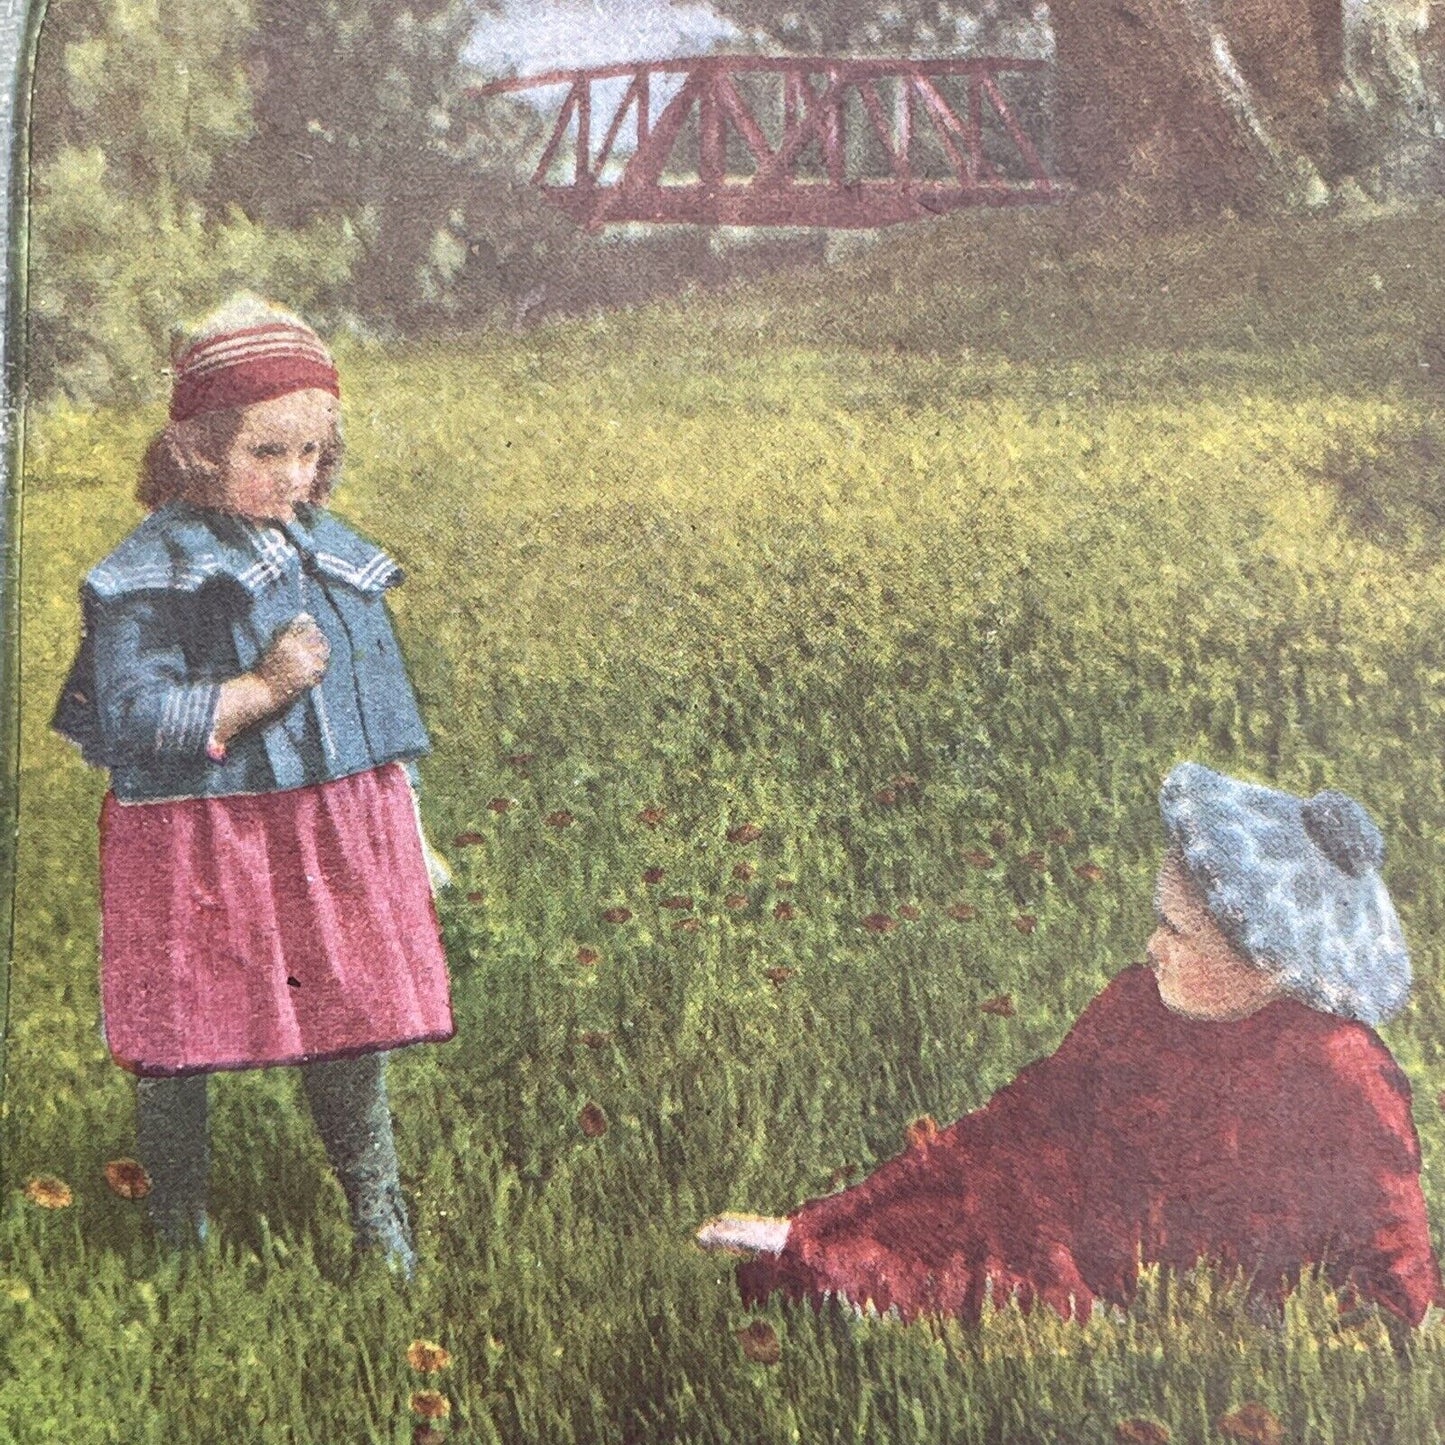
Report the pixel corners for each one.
[0,0,47,1188]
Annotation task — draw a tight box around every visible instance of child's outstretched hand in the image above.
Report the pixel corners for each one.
[695,1213,790,1255]
[258,613,330,708]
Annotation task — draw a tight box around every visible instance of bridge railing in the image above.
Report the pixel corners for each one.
[474,55,1061,228]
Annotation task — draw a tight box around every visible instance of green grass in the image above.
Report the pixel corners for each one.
[6,205,1445,1441]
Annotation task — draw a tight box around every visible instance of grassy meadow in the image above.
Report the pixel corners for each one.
[6,206,1445,1441]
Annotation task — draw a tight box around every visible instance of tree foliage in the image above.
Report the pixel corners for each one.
[27,0,360,404]
[700,0,1445,212]
[203,0,549,328]
[26,0,590,407]
[693,0,1040,55]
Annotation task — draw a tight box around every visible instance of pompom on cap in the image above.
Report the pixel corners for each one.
[1158,763,1410,1026]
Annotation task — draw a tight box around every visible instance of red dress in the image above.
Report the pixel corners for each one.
[739,967,1443,1325]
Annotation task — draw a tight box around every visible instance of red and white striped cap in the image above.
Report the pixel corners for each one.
[169,296,340,422]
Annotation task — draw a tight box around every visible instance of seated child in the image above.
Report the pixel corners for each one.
[697,763,1443,1326]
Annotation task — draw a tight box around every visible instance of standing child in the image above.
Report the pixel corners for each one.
[53,295,454,1275]
[699,763,1443,1328]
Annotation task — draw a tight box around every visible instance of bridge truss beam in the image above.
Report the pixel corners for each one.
[477,56,1062,229]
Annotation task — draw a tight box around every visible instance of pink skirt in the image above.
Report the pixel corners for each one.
[99,763,454,1076]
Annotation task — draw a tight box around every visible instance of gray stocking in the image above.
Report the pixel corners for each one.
[136,1074,210,1248]
[302,1052,416,1278]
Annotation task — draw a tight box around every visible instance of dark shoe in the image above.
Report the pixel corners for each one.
[354,1180,418,1281]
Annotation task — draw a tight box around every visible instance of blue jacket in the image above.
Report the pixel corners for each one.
[53,502,431,802]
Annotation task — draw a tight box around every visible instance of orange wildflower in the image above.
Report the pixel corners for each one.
[24,1176,72,1210]
[1217,1403,1283,1445]
[736,1320,781,1365]
[1114,1421,1171,1445]
[408,1389,451,1420]
[905,1115,939,1149]
[406,1339,453,1373]
[103,1159,151,1201]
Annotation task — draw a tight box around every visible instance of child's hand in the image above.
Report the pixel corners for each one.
[695,1213,791,1255]
[210,615,329,752]
[257,613,330,707]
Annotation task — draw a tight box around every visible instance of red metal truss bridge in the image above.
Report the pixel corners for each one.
[475,55,1061,229]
